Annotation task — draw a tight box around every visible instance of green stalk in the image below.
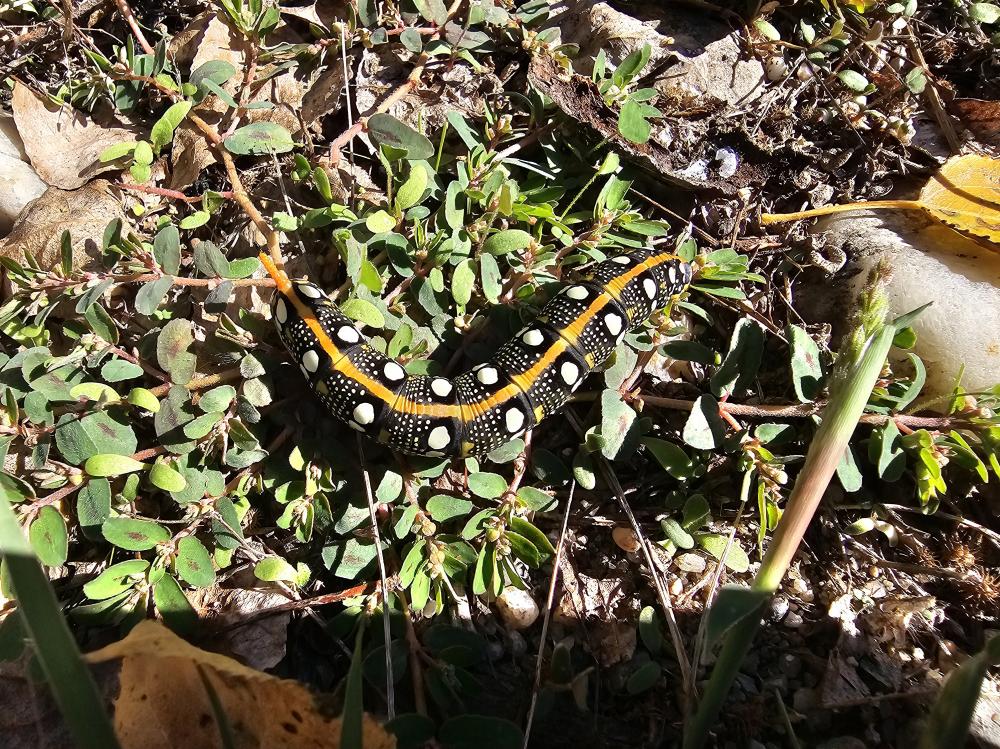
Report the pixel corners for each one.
[0,495,120,749]
[684,323,897,749]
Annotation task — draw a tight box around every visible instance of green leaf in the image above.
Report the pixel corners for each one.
[638,606,662,654]
[150,101,192,154]
[618,97,658,144]
[754,18,781,41]
[482,229,532,256]
[198,385,236,413]
[85,303,119,344]
[84,453,145,477]
[102,516,170,551]
[598,389,636,459]
[612,44,651,87]
[29,506,68,566]
[367,114,434,160]
[426,494,474,522]
[100,359,144,382]
[413,0,448,23]
[127,387,160,413]
[452,259,476,307]
[175,536,215,587]
[661,340,716,365]
[153,574,197,635]
[395,165,428,212]
[224,122,295,155]
[682,394,726,450]
[83,559,148,600]
[179,210,210,229]
[366,210,396,233]
[711,317,765,398]
[642,437,694,480]
[660,518,694,549]
[99,141,138,162]
[149,462,187,492]
[157,318,197,385]
[626,661,662,694]
[77,479,111,540]
[190,60,237,92]
[704,584,769,646]
[479,253,502,303]
[682,494,711,531]
[254,555,298,583]
[340,298,385,328]
[55,411,137,465]
[905,66,927,94]
[696,533,750,572]
[153,225,180,275]
[467,472,508,499]
[509,516,555,556]
[837,69,870,92]
[970,2,1000,23]
[788,324,823,402]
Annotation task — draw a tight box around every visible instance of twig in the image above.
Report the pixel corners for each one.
[636,394,963,429]
[904,21,960,154]
[149,367,243,398]
[522,480,576,749]
[115,183,234,204]
[112,0,154,55]
[357,435,395,720]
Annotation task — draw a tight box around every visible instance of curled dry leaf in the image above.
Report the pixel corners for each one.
[83,620,395,749]
[0,179,124,272]
[951,98,1000,147]
[11,82,140,190]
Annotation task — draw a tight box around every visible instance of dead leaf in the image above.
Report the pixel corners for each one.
[918,154,1000,245]
[11,83,140,190]
[951,98,1000,147]
[0,179,123,272]
[84,620,395,749]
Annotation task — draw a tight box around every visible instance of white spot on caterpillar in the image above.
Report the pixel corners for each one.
[274,298,288,324]
[353,402,375,425]
[667,265,677,284]
[566,285,589,300]
[643,278,657,300]
[431,378,453,397]
[604,313,623,336]
[560,361,579,385]
[383,361,406,381]
[302,350,320,373]
[338,325,360,343]
[505,407,524,433]
[427,425,450,450]
[297,283,322,299]
[612,255,631,265]
[521,328,544,347]
[475,366,499,385]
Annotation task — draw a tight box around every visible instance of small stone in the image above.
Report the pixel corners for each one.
[770,596,790,622]
[675,552,706,574]
[496,586,540,630]
[612,526,640,553]
[507,630,527,658]
[781,654,802,679]
[783,611,804,628]
[669,576,684,596]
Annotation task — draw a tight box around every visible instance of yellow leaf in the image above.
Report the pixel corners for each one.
[761,154,1000,251]
[917,154,1000,245]
[84,620,396,749]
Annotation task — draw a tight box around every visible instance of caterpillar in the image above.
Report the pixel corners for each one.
[258,248,692,458]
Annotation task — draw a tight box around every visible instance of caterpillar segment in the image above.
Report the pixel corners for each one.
[259,250,692,458]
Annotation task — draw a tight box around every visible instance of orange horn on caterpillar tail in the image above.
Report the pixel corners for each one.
[258,252,292,294]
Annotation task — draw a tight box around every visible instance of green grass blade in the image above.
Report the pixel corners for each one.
[0,486,121,749]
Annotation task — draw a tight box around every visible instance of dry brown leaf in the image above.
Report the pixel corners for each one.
[0,180,123,271]
[11,83,140,190]
[84,620,395,749]
[952,98,1000,147]
[762,154,1000,250]
[918,154,1000,244]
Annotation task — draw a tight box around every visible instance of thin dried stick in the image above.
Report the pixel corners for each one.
[522,480,576,749]
[112,0,154,55]
[357,435,395,720]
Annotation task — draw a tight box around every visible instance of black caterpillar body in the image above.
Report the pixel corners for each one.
[261,249,692,457]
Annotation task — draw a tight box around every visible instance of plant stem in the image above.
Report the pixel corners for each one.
[760,199,923,224]
[684,324,897,748]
